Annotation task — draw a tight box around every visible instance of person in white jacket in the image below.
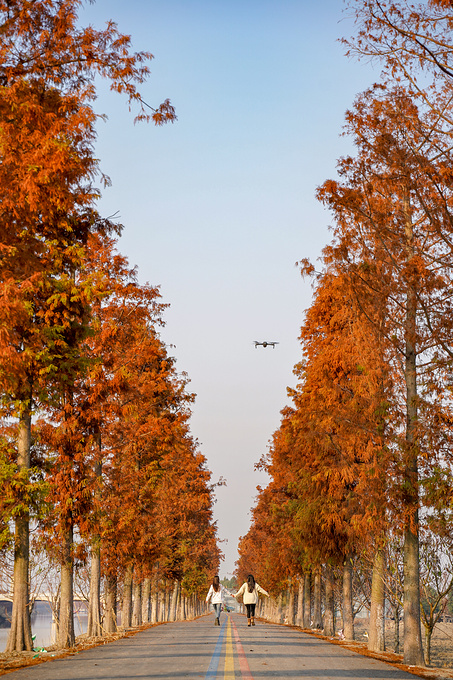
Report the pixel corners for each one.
[205,575,229,626]
[233,574,269,627]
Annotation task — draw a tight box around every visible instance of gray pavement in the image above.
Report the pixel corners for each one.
[4,614,422,680]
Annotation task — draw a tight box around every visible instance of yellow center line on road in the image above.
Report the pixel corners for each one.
[224,615,235,679]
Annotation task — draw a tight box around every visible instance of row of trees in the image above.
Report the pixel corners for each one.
[0,0,220,653]
[237,0,453,667]
[238,536,453,665]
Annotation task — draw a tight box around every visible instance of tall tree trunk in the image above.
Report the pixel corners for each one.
[424,626,431,666]
[323,565,335,636]
[403,525,423,664]
[160,586,167,622]
[296,577,304,627]
[104,573,117,633]
[186,594,193,620]
[132,580,142,626]
[368,549,385,652]
[150,577,159,624]
[166,580,172,621]
[6,406,33,653]
[312,566,322,629]
[170,581,179,622]
[402,194,424,667]
[393,603,401,653]
[288,584,295,625]
[57,522,75,648]
[142,577,151,623]
[87,451,102,637]
[122,564,133,628]
[342,556,354,641]
[181,595,187,621]
[268,598,275,622]
[87,539,102,637]
[276,592,283,624]
[303,571,311,628]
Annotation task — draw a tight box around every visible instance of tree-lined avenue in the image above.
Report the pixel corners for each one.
[2,614,421,680]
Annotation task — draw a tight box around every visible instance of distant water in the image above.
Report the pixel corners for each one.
[0,601,88,652]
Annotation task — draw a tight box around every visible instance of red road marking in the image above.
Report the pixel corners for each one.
[230,617,255,680]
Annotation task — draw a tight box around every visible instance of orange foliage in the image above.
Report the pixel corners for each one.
[345,0,453,122]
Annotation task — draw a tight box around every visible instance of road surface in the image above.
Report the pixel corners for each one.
[5,613,422,679]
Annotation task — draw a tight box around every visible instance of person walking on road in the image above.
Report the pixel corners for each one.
[233,574,269,627]
[205,575,229,626]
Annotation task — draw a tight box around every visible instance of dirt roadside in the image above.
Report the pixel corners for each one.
[298,627,453,680]
[0,623,163,676]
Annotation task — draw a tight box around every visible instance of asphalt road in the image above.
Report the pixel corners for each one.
[5,613,421,680]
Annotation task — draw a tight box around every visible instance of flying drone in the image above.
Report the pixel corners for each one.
[254,341,279,349]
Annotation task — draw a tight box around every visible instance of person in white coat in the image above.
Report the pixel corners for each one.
[233,574,269,627]
[205,575,229,626]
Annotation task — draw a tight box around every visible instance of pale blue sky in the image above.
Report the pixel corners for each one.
[80,0,377,577]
